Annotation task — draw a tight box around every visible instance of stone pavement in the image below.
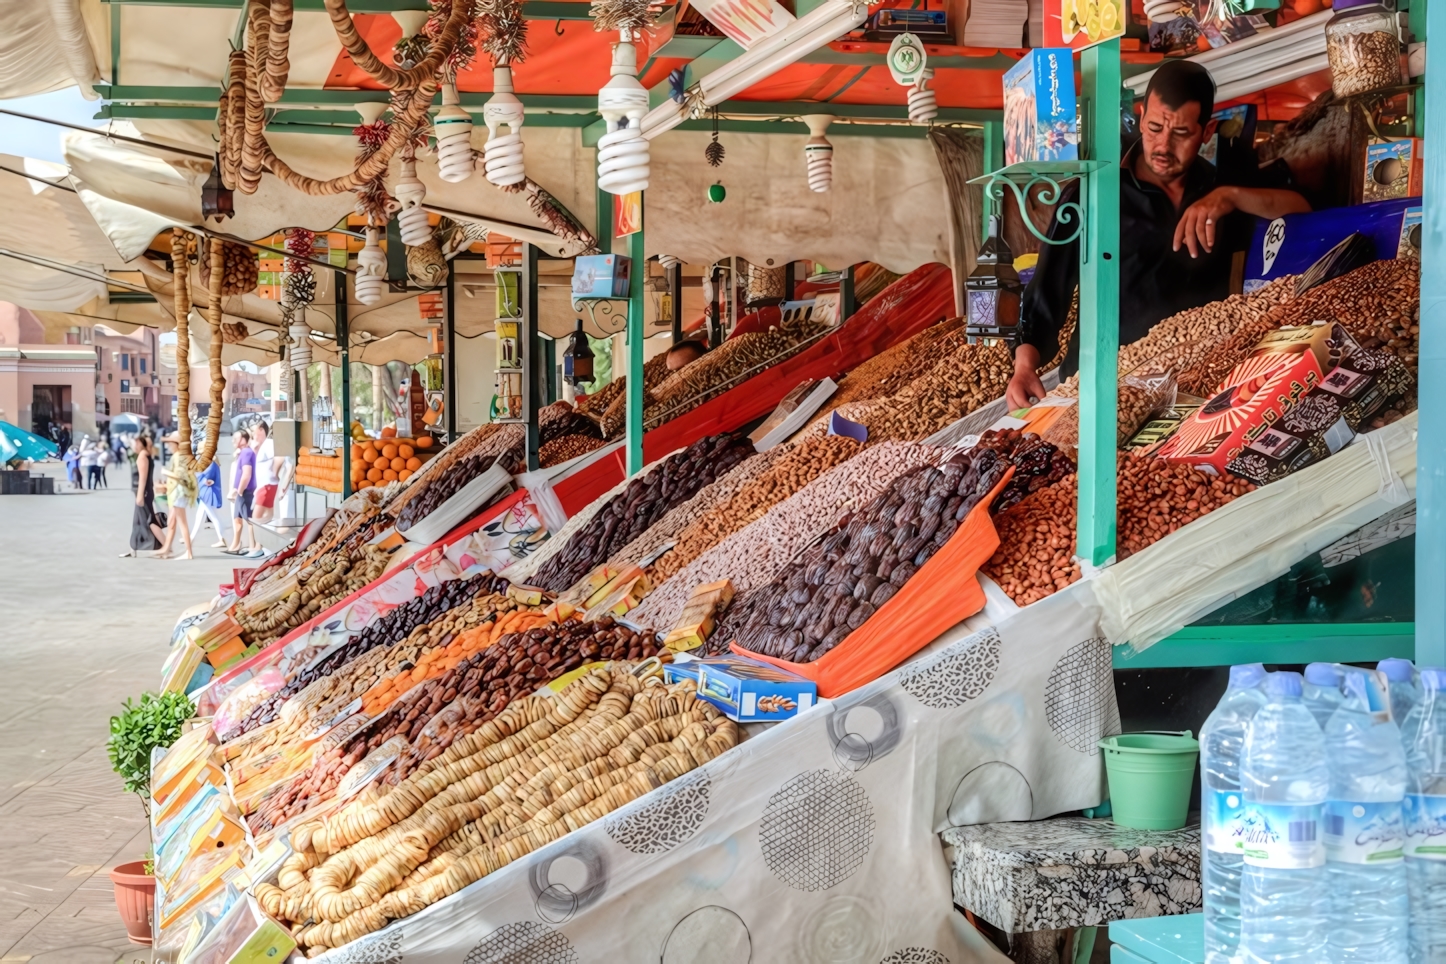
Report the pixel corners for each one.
[0,466,238,963]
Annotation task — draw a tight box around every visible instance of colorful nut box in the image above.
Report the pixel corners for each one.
[1002,49,1079,166]
[693,655,818,722]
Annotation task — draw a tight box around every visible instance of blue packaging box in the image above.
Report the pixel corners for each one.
[1002,49,1078,165]
[663,661,701,686]
[694,655,818,722]
[572,254,632,300]
[1243,197,1416,290]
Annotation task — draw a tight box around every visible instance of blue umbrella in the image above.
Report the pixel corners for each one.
[0,421,59,464]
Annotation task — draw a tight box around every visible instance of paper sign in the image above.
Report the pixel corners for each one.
[687,0,795,48]
[1044,0,1125,50]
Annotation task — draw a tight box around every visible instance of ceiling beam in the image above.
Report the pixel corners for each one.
[100,103,600,130]
[97,85,597,112]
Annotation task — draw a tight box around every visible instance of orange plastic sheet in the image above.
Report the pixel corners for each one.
[732,465,1012,699]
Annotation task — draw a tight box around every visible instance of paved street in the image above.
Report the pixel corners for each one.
[0,466,237,963]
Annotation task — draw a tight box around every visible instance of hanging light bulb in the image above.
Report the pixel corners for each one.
[597,38,650,195]
[483,66,527,188]
[887,34,936,125]
[563,317,595,387]
[393,155,432,247]
[802,114,834,193]
[658,254,683,270]
[289,317,312,370]
[355,228,388,305]
[433,81,476,183]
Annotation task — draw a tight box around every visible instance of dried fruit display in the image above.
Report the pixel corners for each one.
[539,434,607,467]
[810,319,967,423]
[235,544,391,648]
[649,435,861,583]
[538,401,603,445]
[981,430,1076,513]
[859,341,1015,443]
[256,670,737,955]
[723,448,1006,663]
[530,433,756,592]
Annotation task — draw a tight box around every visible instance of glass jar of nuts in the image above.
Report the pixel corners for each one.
[1326,0,1403,97]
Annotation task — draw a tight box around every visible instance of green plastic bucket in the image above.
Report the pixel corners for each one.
[1098,731,1200,831]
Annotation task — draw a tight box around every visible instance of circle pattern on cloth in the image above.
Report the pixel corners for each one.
[880,949,950,964]
[463,922,578,964]
[760,770,876,892]
[661,905,753,964]
[897,627,1001,709]
[604,769,711,855]
[1044,637,1120,754]
[325,929,403,964]
[529,841,607,925]
[827,694,902,771]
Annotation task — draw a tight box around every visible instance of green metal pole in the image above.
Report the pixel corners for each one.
[1077,40,1121,567]
[444,266,457,442]
[596,188,613,256]
[626,207,646,476]
[522,243,542,472]
[1418,0,1444,665]
[982,119,1004,243]
[335,269,352,498]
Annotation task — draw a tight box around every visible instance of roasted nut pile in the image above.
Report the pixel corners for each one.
[236,544,391,648]
[1116,454,1255,559]
[650,436,861,583]
[259,670,736,955]
[1040,381,1173,452]
[538,401,602,445]
[234,575,504,736]
[531,433,756,592]
[586,354,672,439]
[539,434,607,467]
[632,441,940,629]
[645,313,829,428]
[863,342,1015,443]
[812,319,967,423]
[722,448,1006,663]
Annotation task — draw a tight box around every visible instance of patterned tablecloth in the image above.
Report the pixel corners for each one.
[942,817,1201,935]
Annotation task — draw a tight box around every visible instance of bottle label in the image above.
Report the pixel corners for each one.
[1204,788,1248,854]
[1324,799,1404,864]
[1404,794,1446,861]
[1241,802,1325,868]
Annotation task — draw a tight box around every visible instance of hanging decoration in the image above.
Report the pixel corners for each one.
[477,0,529,189]
[593,0,658,196]
[355,228,388,305]
[803,114,835,192]
[283,228,318,371]
[705,107,725,167]
[886,33,936,124]
[407,238,450,287]
[353,112,396,226]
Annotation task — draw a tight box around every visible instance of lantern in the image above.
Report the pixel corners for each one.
[964,215,1024,347]
[201,155,234,221]
[563,318,595,388]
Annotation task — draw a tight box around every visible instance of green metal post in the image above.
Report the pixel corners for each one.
[626,210,646,476]
[1419,0,1445,665]
[982,119,1004,242]
[335,269,352,498]
[385,220,406,287]
[1077,40,1121,567]
[522,243,542,472]
[444,266,457,442]
[596,188,613,256]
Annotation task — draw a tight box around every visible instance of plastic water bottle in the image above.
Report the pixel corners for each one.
[1202,663,1269,964]
[1404,668,1446,963]
[1324,671,1408,963]
[1304,662,1345,730]
[1379,658,1420,731]
[1240,671,1330,964]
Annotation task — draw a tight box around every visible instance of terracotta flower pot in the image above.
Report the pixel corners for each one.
[109,860,155,945]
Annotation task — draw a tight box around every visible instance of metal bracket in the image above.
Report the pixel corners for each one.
[967,161,1107,248]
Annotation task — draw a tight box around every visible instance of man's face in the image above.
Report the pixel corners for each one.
[1139,92,1206,181]
[253,426,267,448]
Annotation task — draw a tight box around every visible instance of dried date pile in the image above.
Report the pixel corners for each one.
[721,448,1006,663]
[395,449,517,533]
[531,433,755,592]
[650,435,861,583]
[977,429,1076,513]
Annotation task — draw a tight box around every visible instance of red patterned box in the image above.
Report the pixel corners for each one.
[1158,322,1358,476]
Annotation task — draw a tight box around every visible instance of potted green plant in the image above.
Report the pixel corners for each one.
[105,691,194,945]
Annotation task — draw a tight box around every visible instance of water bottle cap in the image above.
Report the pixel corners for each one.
[1378,658,1415,683]
[1421,668,1446,692]
[1266,671,1303,699]
[1304,662,1341,686]
[1229,663,1266,688]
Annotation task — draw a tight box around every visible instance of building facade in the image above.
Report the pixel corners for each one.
[0,304,99,440]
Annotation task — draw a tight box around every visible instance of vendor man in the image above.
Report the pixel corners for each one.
[1005,60,1311,409]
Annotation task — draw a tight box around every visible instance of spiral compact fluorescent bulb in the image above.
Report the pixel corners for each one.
[433,82,476,183]
[908,70,938,124]
[355,228,387,305]
[658,254,683,270]
[483,66,527,188]
[288,318,312,370]
[597,40,650,196]
[802,114,835,193]
[394,155,432,247]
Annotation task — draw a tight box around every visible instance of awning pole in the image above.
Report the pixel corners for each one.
[444,265,458,442]
[335,269,352,498]
[522,243,542,472]
[626,202,645,476]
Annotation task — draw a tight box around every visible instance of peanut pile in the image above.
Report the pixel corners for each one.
[862,341,1015,443]
[539,434,606,467]
[649,435,861,583]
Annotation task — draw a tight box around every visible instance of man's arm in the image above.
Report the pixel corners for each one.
[1174,186,1311,258]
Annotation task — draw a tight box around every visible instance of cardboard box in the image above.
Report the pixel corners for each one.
[1044,0,1126,50]
[1399,206,1422,259]
[1002,49,1079,165]
[1158,323,1357,475]
[663,579,736,653]
[663,660,701,686]
[1317,348,1416,430]
[1363,139,1423,204]
[696,655,818,722]
[571,254,631,300]
[186,895,297,964]
[1224,396,1355,486]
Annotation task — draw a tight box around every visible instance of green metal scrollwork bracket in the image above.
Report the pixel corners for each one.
[967,160,1109,248]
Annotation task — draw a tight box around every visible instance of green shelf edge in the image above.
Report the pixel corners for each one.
[966,160,1109,185]
[1113,623,1416,669]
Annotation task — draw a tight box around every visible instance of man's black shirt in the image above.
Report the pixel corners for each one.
[1018,140,1271,376]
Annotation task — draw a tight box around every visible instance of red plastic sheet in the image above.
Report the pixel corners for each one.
[554,263,954,516]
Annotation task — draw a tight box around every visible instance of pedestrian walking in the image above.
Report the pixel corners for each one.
[154,434,196,560]
[122,435,165,557]
[62,445,81,490]
[224,428,262,557]
[81,439,101,489]
[97,444,112,488]
[252,420,278,524]
[190,455,227,547]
